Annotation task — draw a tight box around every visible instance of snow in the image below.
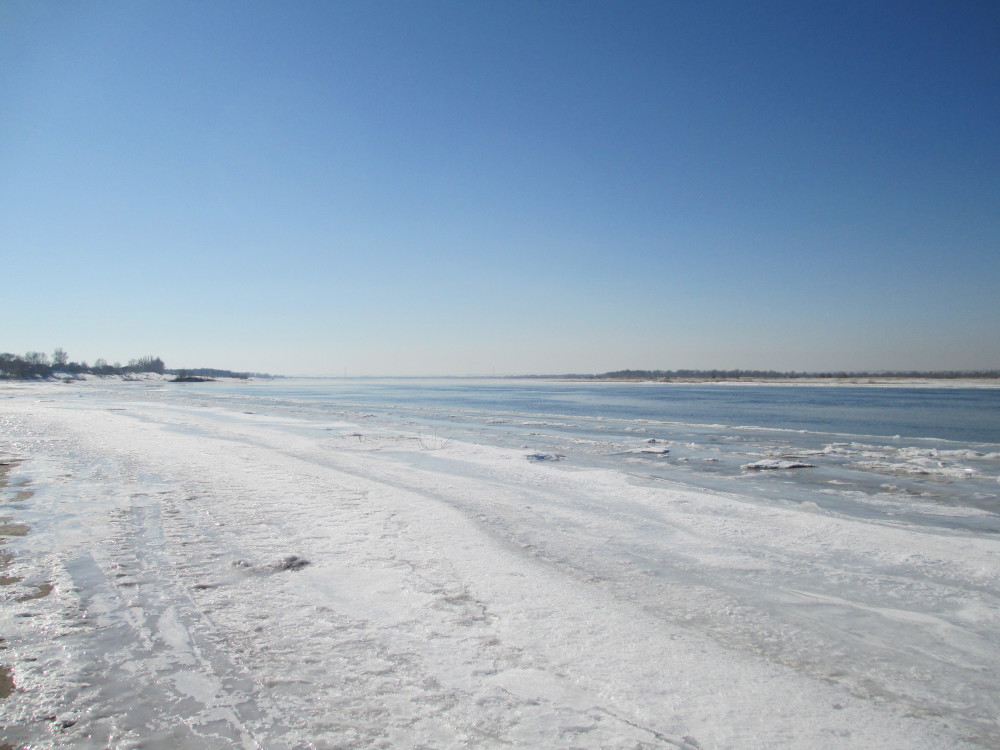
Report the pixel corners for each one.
[1,382,998,748]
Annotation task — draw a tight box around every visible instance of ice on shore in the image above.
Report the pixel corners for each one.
[0,383,997,749]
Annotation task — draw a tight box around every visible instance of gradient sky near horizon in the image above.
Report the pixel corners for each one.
[3,1,999,376]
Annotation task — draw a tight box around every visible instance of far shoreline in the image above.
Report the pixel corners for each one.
[539,376,1000,389]
[3,374,1000,390]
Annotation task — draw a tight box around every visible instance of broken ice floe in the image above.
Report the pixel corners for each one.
[628,444,670,455]
[741,459,815,470]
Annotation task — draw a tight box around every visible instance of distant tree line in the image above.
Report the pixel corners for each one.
[0,349,273,380]
[543,368,1000,381]
[0,349,164,379]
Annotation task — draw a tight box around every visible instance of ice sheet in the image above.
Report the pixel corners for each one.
[1,382,997,748]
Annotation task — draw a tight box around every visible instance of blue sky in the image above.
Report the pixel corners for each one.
[3,0,998,375]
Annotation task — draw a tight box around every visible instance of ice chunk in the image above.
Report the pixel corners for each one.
[741,459,815,470]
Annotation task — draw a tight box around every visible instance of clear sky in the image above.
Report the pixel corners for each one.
[3,0,998,376]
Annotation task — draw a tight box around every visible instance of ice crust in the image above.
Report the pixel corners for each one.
[0,382,998,748]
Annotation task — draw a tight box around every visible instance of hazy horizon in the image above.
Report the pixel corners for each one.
[4,1,998,376]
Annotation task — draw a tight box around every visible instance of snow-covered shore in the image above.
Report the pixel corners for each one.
[31,373,255,383]
[1,383,997,748]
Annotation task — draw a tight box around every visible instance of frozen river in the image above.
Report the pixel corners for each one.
[1,378,998,748]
